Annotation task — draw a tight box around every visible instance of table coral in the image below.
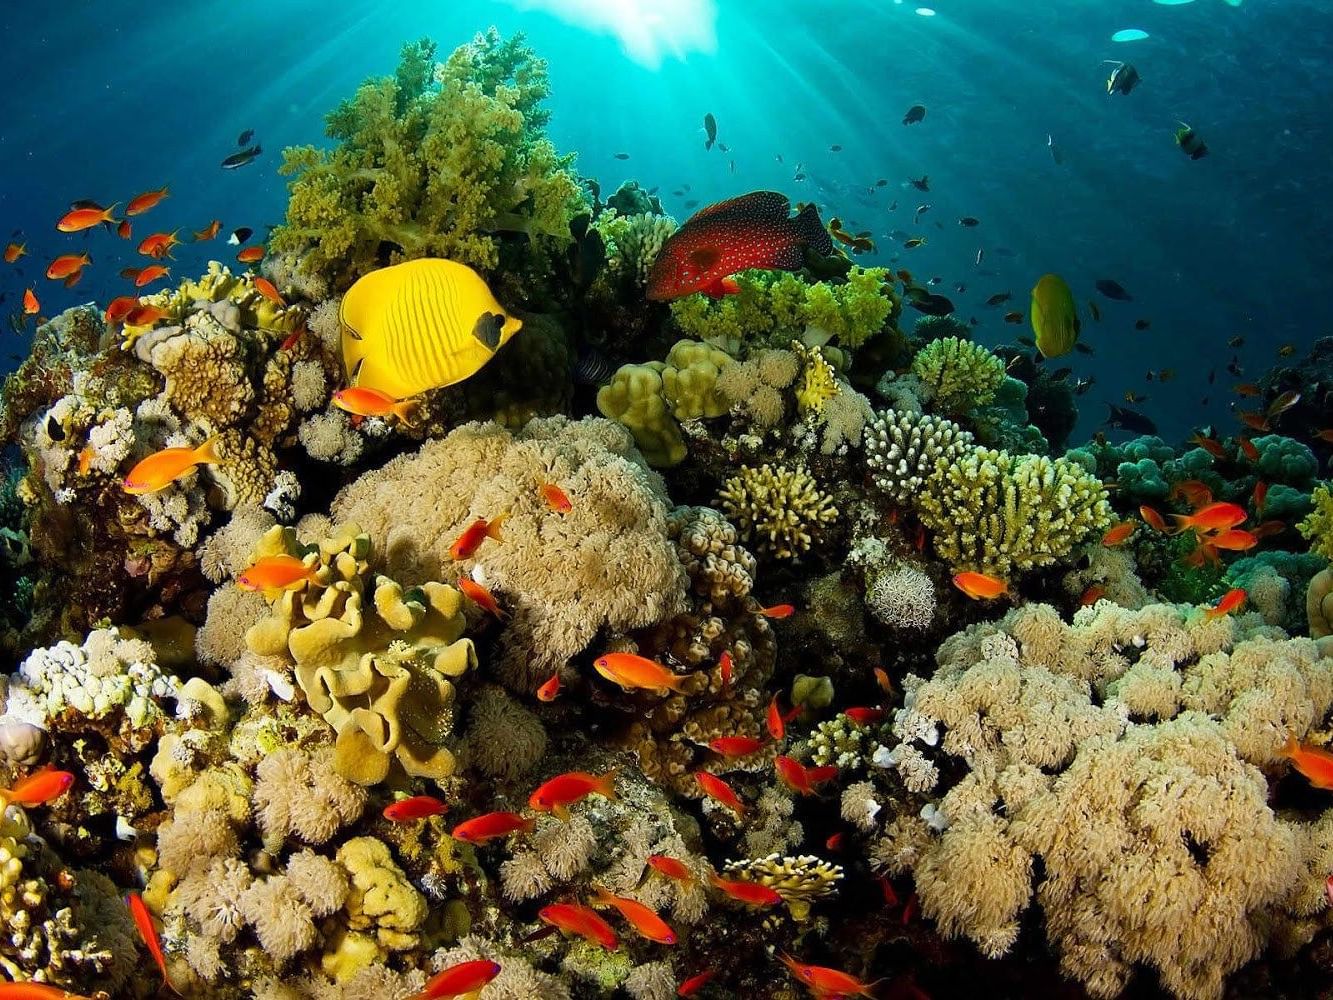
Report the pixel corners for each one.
[241,522,476,785]
[718,463,837,560]
[271,31,584,290]
[331,416,687,688]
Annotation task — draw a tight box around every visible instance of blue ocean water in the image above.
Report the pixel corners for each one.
[1,0,1329,442]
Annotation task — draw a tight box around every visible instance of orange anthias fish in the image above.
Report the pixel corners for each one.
[137,231,180,259]
[450,811,534,844]
[537,671,562,702]
[1080,584,1106,607]
[676,970,716,997]
[708,735,764,757]
[0,768,74,807]
[1267,389,1301,420]
[4,241,26,263]
[193,219,223,242]
[45,252,91,280]
[449,514,508,560]
[1253,480,1269,515]
[646,855,695,883]
[0,983,96,999]
[77,445,95,476]
[104,295,139,325]
[117,219,132,240]
[774,755,838,796]
[718,649,733,692]
[127,186,169,216]
[759,603,796,619]
[540,902,619,950]
[252,275,285,305]
[1209,529,1258,551]
[530,769,617,820]
[56,202,118,232]
[23,288,39,315]
[1172,502,1246,534]
[1102,522,1136,547]
[332,386,421,425]
[127,891,177,995]
[952,571,1008,600]
[591,886,677,944]
[236,554,317,593]
[411,958,501,1000]
[593,652,689,695]
[1252,520,1287,539]
[122,437,222,494]
[1237,436,1260,462]
[383,795,448,822]
[709,873,782,907]
[1238,411,1271,433]
[133,264,171,287]
[458,578,504,618]
[1279,734,1333,791]
[843,707,885,726]
[766,694,788,741]
[778,953,879,999]
[1139,505,1169,532]
[695,771,745,817]
[540,482,572,514]
[1170,479,1214,510]
[1187,432,1226,460]
[645,190,834,301]
[237,244,265,263]
[1205,588,1246,618]
[125,303,170,327]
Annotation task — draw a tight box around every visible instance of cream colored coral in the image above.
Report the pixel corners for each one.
[336,836,428,952]
[717,463,837,560]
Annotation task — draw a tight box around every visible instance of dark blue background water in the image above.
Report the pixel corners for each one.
[2,0,1329,444]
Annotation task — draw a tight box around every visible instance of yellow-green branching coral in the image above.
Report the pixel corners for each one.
[271,32,585,290]
[911,337,1006,415]
[918,447,1112,578]
[718,463,837,559]
[1298,483,1333,560]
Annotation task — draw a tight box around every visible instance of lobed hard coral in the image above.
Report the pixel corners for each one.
[717,463,837,560]
[271,31,585,290]
[910,336,1006,415]
[331,416,687,688]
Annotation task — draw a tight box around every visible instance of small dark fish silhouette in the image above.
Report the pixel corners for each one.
[1134,319,1151,330]
[985,292,1012,306]
[1096,279,1132,301]
[830,144,843,152]
[719,143,729,153]
[1175,122,1209,160]
[613,152,630,160]
[958,217,980,227]
[1003,311,1024,324]
[704,113,717,150]
[1106,62,1140,96]
[1105,403,1156,434]
[907,293,955,317]
[221,145,261,169]
[1087,299,1101,322]
[903,104,926,125]
[909,175,929,192]
[1075,376,1096,395]
[237,128,255,146]
[1074,342,1094,355]
[1226,336,1245,348]
[875,179,888,187]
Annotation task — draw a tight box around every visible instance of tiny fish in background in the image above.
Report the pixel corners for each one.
[1175,122,1209,160]
[126,186,169,216]
[237,128,255,146]
[902,103,926,124]
[4,241,26,262]
[221,144,262,169]
[1095,279,1132,301]
[193,219,222,241]
[703,112,717,150]
[909,175,929,191]
[677,970,716,997]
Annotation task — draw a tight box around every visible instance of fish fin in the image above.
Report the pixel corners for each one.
[687,190,790,225]
[194,435,224,466]
[596,768,619,801]
[393,398,422,426]
[792,201,835,257]
[1280,733,1299,759]
[487,512,509,541]
[553,803,570,822]
[472,311,505,351]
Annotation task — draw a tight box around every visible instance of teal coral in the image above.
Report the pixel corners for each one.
[911,336,1006,415]
[271,31,584,289]
[1254,433,1318,485]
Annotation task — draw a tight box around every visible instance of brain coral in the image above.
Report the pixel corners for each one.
[331,416,688,688]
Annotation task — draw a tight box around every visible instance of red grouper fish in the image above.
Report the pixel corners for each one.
[646,190,834,301]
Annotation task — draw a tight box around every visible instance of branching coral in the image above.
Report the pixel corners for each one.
[865,409,974,505]
[331,416,687,688]
[271,31,584,289]
[717,463,837,560]
[910,336,1006,414]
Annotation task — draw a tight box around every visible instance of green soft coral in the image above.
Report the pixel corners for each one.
[668,266,896,353]
[1299,484,1333,560]
[911,336,1006,415]
[271,31,585,290]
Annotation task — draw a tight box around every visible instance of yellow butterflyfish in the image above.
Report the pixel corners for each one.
[1030,273,1080,360]
[339,258,523,399]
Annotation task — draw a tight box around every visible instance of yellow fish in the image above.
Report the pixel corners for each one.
[340,258,523,399]
[1030,273,1080,360]
[122,437,222,495]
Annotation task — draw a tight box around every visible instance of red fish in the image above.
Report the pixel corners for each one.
[193,219,223,242]
[540,482,572,513]
[104,295,139,325]
[22,288,39,315]
[1170,479,1214,510]
[236,554,317,593]
[127,891,178,994]
[1102,522,1136,547]
[952,571,1008,600]
[759,603,796,619]
[709,873,782,907]
[1236,436,1260,462]
[1139,505,1169,532]
[695,771,744,817]
[593,652,689,694]
[0,768,74,808]
[1080,585,1106,607]
[1205,588,1246,618]
[718,649,733,692]
[450,811,534,844]
[825,831,846,852]
[125,303,170,327]
[1209,529,1257,552]
[1172,502,1246,534]
[236,244,265,263]
[646,191,833,301]
[279,325,305,352]
[137,231,180,259]
[383,795,448,822]
[537,671,562,702]
[449,514,508,560]
[1187,432,1226,460]
[45,252,90,280]
[1237,411,1271,433]
[117,220,132,240]
[412,958,501,1000]
[778,953,879,999]
[539,902,618,950]
[252,275,284,305]
[530,770,616,820]
[1253,480,1268,516]
[332,386,420,424]
[458,578,504,618]
[646,855,696,883]
[677,970,716,997]
[132,264,170,287]
[708,735,764,757]
[3,241,26,263]
[873,667,893,694]
[766,694,787,741]
[774,755,837,795]
[56,202,118,232]
[127,186,169,216]
[591,886,677,944]
[842,707,885,726]
[0,984,96,1000]
[1279,734,1333,790]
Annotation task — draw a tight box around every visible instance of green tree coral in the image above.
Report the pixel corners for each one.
[1298,483,1333,560]
[911,336,1006,415]
[668,267,895,353]
[271,31,584,290]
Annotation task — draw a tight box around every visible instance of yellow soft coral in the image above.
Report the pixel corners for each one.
[792,341,838,416]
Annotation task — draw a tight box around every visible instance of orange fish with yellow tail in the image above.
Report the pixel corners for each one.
[1279,734,1333,791]
[332,386,420,425]
[236,554,317,594]
[122,437,223,494]
[448,513,508,560]
[593,652,690,695]
[0,768,74,808]
[529,769,617,821]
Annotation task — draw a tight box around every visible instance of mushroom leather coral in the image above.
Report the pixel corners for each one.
[244,522,476,785]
